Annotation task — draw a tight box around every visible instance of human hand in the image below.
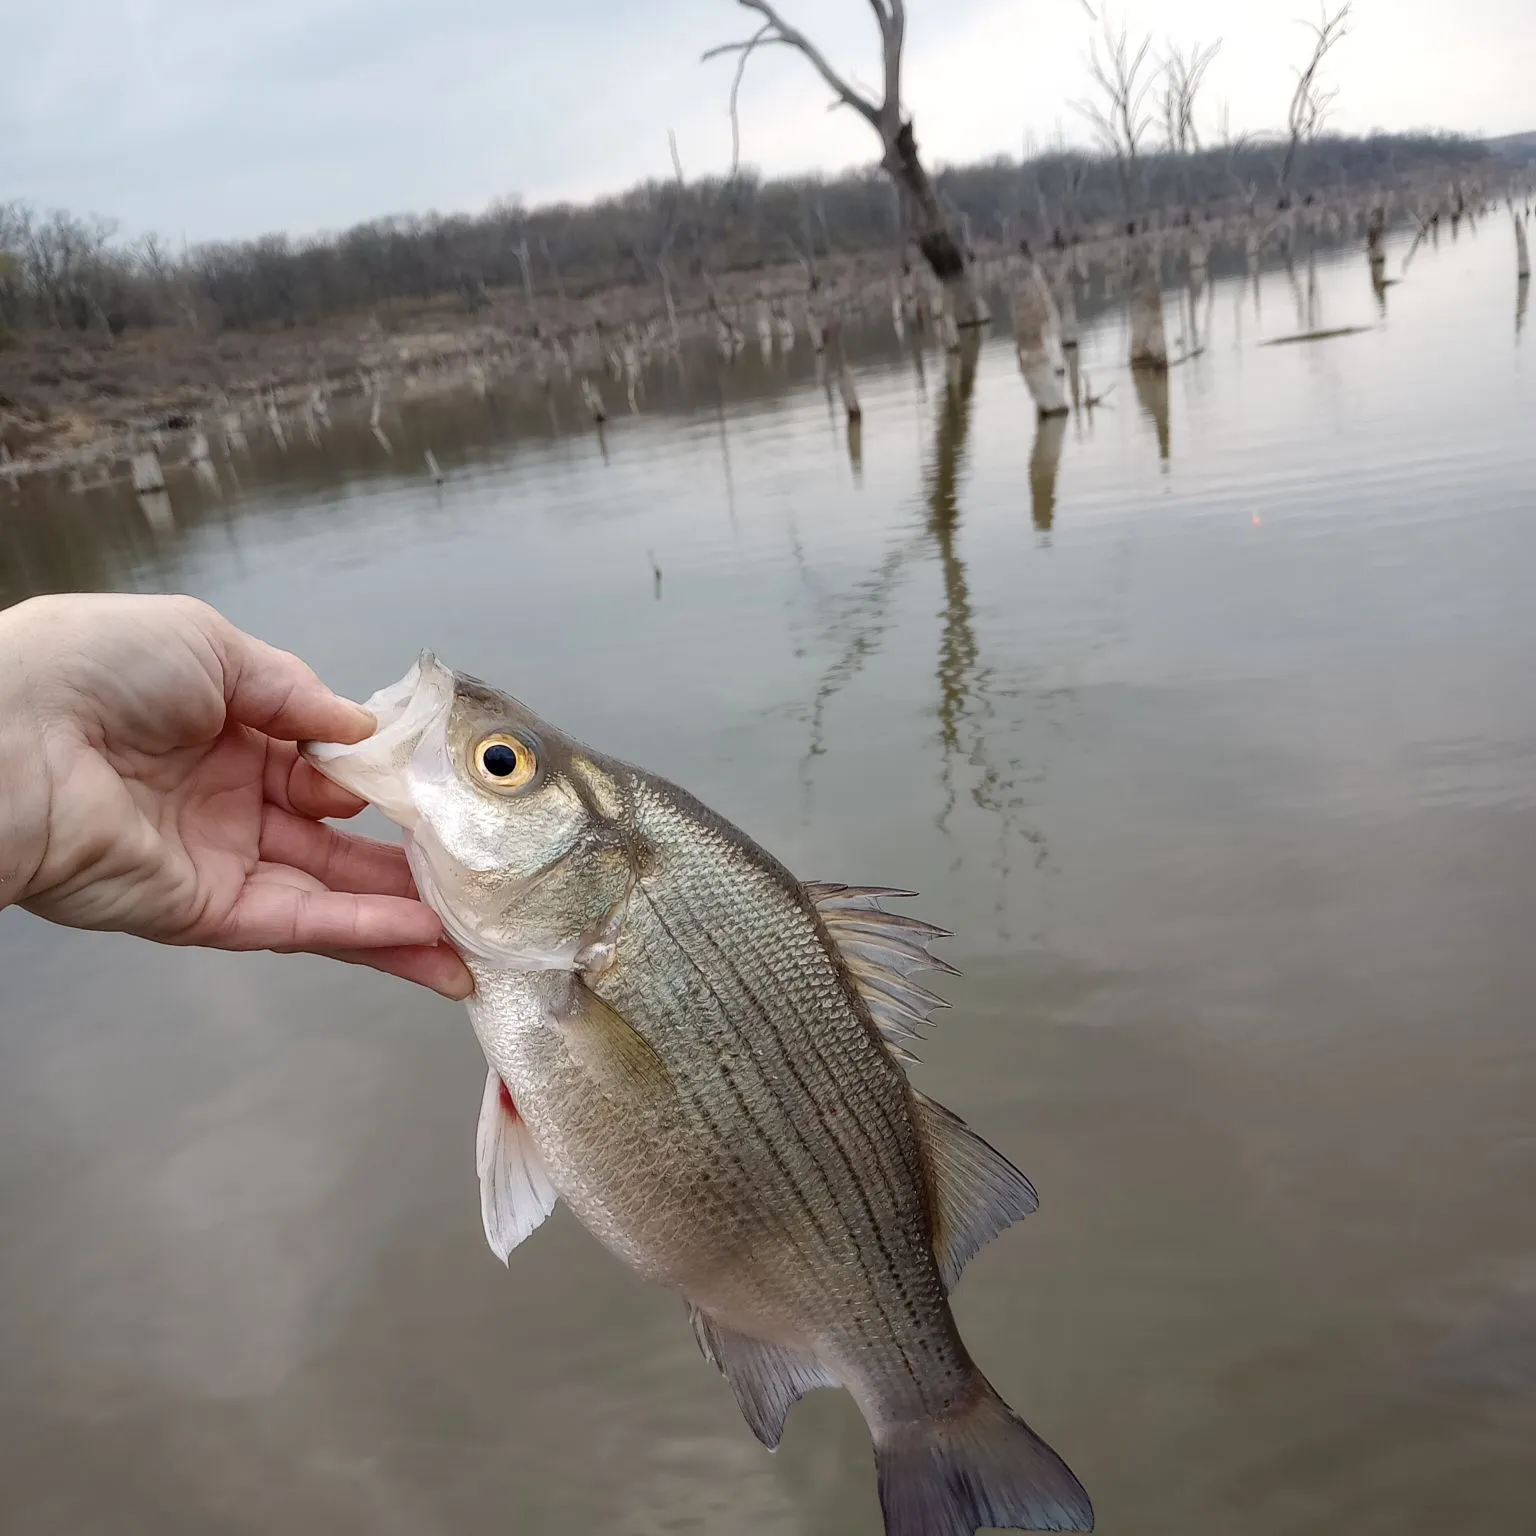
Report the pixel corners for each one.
[0,592,471,998]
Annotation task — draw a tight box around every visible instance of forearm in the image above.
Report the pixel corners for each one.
[0,603,52,912]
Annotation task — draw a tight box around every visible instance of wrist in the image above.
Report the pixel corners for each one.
[0,606,52,911]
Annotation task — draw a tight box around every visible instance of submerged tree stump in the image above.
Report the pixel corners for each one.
[130,449,164,494]
[1129,261,1169,372]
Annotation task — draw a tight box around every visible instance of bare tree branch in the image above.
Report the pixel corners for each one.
[703,23,774,178]
[702,0,981,323]
[1159,38,1221,154]
[1070,12,1158,211]
[879,0,905,116]
[705,0,881,127]
[1280,2,1351,191]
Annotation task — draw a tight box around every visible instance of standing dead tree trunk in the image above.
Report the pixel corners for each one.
[704,0,984,329]
[1277,3,1350,201]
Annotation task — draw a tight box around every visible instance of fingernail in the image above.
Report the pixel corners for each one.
[442,974,475,1001]
[321,698,376,746]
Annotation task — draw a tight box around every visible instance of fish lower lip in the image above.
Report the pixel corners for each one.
[300,652,453,822]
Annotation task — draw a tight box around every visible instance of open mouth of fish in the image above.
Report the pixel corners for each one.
[302,651,454,825]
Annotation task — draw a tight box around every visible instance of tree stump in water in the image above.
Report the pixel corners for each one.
[1129,261,1169,372]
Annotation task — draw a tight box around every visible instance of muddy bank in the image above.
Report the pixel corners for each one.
[0,250,898,480]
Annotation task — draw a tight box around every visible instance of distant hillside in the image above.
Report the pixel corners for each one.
[1485,131,1536,163]
[0,131,1502,341]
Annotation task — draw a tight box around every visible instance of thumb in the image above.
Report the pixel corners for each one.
[211,616,375,744]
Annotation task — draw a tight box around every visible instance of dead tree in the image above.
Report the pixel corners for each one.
[1278,3,1350,198]
[704,0,983,327]
[615,149,686,354]
[1071,13,1158,214]
[1074,12,1166,368]
[1216,104,1257,211]
[668,130,746,356]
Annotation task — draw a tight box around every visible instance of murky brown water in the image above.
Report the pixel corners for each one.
[3,219,1535,1534]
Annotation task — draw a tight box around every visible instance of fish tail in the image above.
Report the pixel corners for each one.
[874,1383,1093,1535]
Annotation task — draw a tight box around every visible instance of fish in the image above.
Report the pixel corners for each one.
[304,655,1093,1536]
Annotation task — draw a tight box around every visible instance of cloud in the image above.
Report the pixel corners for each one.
[1,0,1530,245]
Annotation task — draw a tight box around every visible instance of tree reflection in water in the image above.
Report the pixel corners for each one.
[797,335,1050,921]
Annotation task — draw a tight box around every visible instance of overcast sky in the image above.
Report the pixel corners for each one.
[3,0,1531,246]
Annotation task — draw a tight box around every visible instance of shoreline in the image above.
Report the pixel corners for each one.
[3,185,1515,487]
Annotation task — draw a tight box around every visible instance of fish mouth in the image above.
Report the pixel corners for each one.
[302,651,454,825]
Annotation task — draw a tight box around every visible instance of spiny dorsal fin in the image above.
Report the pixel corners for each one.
[910,1088,1039,1291]
[806,882,956,1058]
[688,1305,839,1449]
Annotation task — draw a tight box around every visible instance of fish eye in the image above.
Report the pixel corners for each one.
[470,732,538,793]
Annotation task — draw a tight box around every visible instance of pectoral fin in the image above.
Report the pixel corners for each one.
[476,1069,559,1262]
[550,978,672,1099]
[688,1306,839,1449]
[911,1088,1039,1291]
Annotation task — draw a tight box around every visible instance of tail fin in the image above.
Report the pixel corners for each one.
[875,1387,1093,1535]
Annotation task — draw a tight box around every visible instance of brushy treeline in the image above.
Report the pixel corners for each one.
[0,133,1490,339]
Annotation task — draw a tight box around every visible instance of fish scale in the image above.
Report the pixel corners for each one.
[304,654,1094,1535]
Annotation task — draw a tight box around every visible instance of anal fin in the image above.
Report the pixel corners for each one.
[911,1089,1039,1291]
[688,1306,838,1449]
[476,1068,559,1262]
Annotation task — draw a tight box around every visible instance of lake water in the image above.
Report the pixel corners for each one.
[2,217,1534,1534]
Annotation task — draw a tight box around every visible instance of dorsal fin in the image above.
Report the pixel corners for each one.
[910,1088,1039,1291]
[807,882,956,1057]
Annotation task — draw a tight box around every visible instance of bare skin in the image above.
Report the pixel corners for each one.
[0,592,471,999]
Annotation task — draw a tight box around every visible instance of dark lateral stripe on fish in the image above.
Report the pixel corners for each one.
[659,880,939,1382]
[676,1031,844,1273]
[684,1082,834,1279]
[680,870,933,1247]
[680,869,930,1215]
[631,880,850,1270]
[647,882,911,1292]
[637,1011,837,1282]
[615,884,841,1275]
